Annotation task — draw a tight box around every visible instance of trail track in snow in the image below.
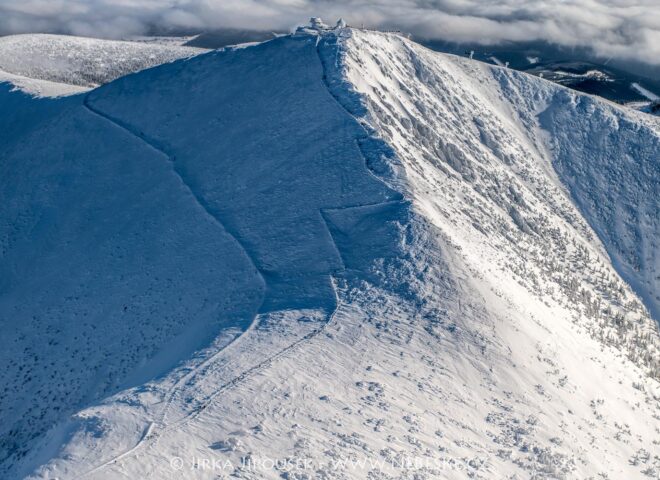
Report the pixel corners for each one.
[75,36,404,477]
[80,88,339,471]
[76,92,268,479]
[75,301,339,478]
[81,92,268,420]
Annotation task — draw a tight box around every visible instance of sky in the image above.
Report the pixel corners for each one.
[1,0,660,66]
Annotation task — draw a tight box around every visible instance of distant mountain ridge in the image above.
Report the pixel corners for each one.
[0,34,204,96]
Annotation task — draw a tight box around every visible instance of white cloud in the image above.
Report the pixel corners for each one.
[1,0,659,66]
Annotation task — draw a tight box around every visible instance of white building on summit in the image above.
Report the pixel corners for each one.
[309,17,328,30]
[299,17,347,34]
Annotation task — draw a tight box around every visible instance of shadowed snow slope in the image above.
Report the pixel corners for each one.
[1,29,659,479]
[0,34,204,97]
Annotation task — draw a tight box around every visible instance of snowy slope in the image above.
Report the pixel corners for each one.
[338,29,660,349]
[1,26,659,479]
[0,34,204,97]
[0,80,265,472]
[0,70,88,97]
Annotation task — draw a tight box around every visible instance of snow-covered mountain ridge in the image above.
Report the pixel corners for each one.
[1,25,659,479]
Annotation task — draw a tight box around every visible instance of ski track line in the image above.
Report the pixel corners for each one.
[152,280,341,438]
[75,93,269,480]
[72,309,261,480]
[76,421,155,478]
[77,92,340,478]
[74,34,403,478]
[76,292,339,479]
[155,312,260,427]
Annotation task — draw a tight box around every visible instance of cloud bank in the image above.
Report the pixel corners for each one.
[1,0,659,66]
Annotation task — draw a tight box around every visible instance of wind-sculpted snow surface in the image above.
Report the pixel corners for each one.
[85,35,401,313]
[341,30,660,372]
[2,28,660,480]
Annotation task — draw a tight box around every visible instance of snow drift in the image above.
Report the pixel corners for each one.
[1,25,659,479]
